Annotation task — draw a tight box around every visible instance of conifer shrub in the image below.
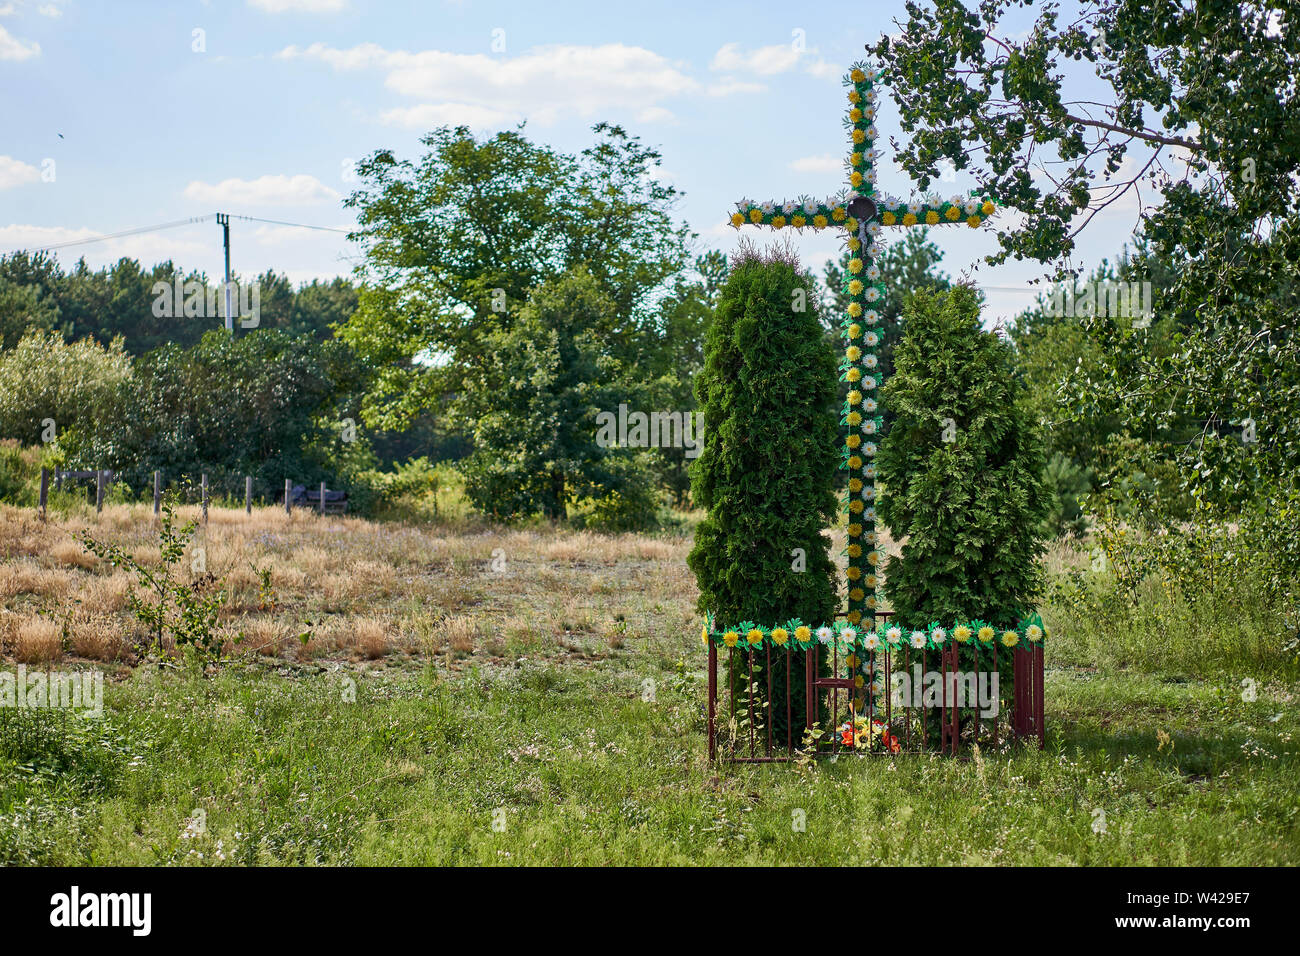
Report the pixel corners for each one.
[688,245,840,742]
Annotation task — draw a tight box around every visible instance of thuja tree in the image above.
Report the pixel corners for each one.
[877,286,1048,624]
[689,247,839,742]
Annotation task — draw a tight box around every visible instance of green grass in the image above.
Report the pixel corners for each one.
[3,649,1296,865]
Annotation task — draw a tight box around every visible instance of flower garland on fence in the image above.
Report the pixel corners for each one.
[701,611,1047,655]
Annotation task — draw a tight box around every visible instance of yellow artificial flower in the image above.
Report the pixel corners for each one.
[813,214,829,228]
[848,279,864,296]
[847,236,861,251]
[849,478,863,493]
[833,206,847,221]
[772,215,787,229]
[771,627,789,646]
[847,301,862,317]
[849,499,865,513]
[847,610,862,625]
[730,212,744,227]
[723,630,740,647]
[850,151,863,166]
[848,456,862,470]
[978,625,995,644]
[847,523,863,537]
[848,543,862,558]
[966,215,982,227]
[953,624,972,643]
[846,433,862,448]
[846,368,862,382]
[846,412,862,427]
[792,214,806,228]
[946,206,961,221]
[847,388,862,405]
[850,171,864,187]
[882,211,896,226]
[746,627,763,646]
[847,325,862,340]
[850,68,866,83]
[852,128,866,144]
[846,217,859,231]
[848,258,864,274]
[849,108,863,122]
[1002,630,1019,647]
[902,212,917,226]
[846,653,859,669]
[854,674,865,688]
[701,623,709,645]
[982,200,995,215]
[749,208,763,223]
[794,625,811,643]
[848,90,861,104]
[1026,624,1043,642]
[846,345,862,362]
[926,211,940,225]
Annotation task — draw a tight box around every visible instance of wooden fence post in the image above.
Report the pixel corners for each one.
[319,481,326,516]
[39,467,49,519]
[153,471,161,515]
[95,469,105,514]
[284,479,292,515]
[201,473,209,524]
[245,476,253,515]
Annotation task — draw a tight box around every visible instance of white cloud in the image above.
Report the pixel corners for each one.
[636,106,676,124]
[0,223,211,266]
[789,154,843,174]
[36,3,60,17]
[0,23,39,60]
[183,174,341,206]
[0,5,15,16]
[277,41,699,126]
[249,0,347,12]
[710,42,801,76]
[0,155,40,189]
[378,102,520,130]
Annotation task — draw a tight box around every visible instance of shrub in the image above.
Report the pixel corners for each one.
[877,286,1049,626]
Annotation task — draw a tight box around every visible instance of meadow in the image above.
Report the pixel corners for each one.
[1,499,1296,865]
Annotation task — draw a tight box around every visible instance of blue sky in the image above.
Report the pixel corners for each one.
[1,0,1161,323]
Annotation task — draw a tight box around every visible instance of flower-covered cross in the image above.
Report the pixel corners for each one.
[727,61,996,628]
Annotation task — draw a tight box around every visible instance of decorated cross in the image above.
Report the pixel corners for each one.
[726,60,996,631]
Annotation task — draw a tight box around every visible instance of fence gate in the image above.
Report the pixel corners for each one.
[707,614,1045,761]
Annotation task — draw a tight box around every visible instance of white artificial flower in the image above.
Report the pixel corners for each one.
[863,106,876,122]
[910,630,927,649]
[864,463,876,478]
[783,199,799,214]
[864,505,877,521]
[865,169,878,185]
[862,375,877,390]
[866,264,881,280]
[863,417,877,433]
[863,310,881,325]
[866,124,879,139]
[886,626,902,643]
[863,633,881,651]
[864,331,880,347]
[932,627,947,645]
[816,626,834,644]
[868,242,883,257]
[865,287,881,302]
[908,201,923,215]
[868,222,882,238]
[841,626,858,644]
[864,354,878,369]
[760,201,775,215]
[803,198,819,215]
[863,398,878,413]
[862,486,876,500]
[737,198,752,212]
[863,442,877,458]
[964,198,979,215]
[950,195,965,208]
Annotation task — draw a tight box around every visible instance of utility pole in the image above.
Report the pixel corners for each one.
[216,212,233,333]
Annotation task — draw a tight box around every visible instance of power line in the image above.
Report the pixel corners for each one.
[230,215,352,234]
[15,215,214,253]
